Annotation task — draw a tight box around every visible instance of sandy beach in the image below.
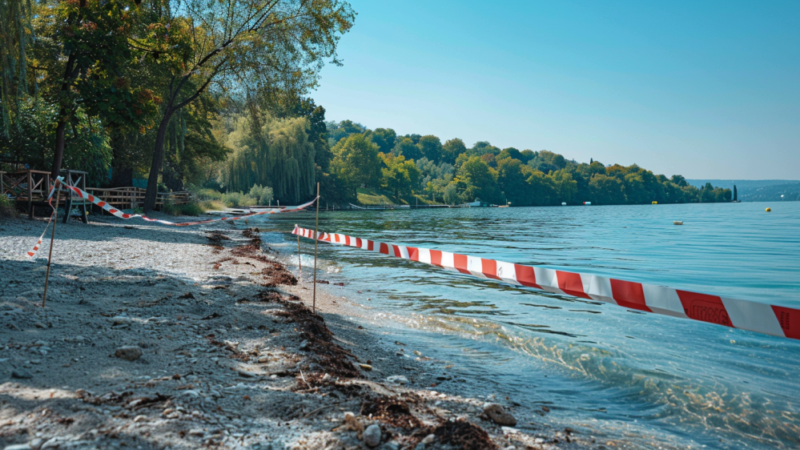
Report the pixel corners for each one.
[1,213,617,450]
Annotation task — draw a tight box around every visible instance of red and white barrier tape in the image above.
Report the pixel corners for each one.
[59,184,317,226]
[24,181,316,257]
[292,225,800,341]
[25,178,61,258]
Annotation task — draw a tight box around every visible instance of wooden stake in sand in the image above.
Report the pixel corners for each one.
[312,182,320,313]
[42,180,62,308]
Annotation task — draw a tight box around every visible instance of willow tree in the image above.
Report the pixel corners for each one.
[142,0,355,211]
[225,116,315,204]
[0,0,34,137]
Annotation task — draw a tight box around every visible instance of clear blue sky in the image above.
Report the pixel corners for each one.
[311,0,799,180]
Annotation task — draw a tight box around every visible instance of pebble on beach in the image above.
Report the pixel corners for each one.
[11,369,33,379]
[363,423,382,447]
[114,346,143,361]
[483,403,517,426]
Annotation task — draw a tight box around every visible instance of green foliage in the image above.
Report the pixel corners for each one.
[224,116,316,204]
[417,135,443,162]
[249,184,274,205]
[393,137,422,160]
[442,138,467,165]
[327,120,366,146]
[443,183,463,205]
[368,128,397,154]
[380,154,421,201]
[222,192,257,208]
[458,156,500,203]
[356,187,395,206]
[0,195,18,218]
[162,200,203,216]
[331,134,382,192]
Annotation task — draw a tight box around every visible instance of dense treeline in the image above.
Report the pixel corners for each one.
[322,120,732,206]
[0,0,354,211]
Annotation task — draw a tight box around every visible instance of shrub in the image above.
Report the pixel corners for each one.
[0,195,18,218]
[248,184,274,205]
[222,191,256,208]
[161,197,179,216]
[200,200,226,211]
[194,188,224,201]
[178,202,204,216]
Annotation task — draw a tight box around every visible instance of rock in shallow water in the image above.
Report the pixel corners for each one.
[362,423,382,447]
[114,346,143,361]
[11,369,33,379]
[483,403,517,426]
[386,375,409,385]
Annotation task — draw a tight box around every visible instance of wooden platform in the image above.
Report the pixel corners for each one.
[1,168,192,219]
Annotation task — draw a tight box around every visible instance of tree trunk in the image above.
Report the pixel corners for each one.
[51,118,67,178]
[51,53,76,179]
[143,108,174,211]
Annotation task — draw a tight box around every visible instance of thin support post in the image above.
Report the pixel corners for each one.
[297,234,302,275]
[27,171,33,219]
[42,182,61,308]
[312,182,320,314]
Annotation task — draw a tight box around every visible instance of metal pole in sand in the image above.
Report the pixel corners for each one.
[312,182,319,314]
[42,180,62,308]
[297,234,302,275]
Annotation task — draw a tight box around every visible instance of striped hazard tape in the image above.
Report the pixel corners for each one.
[24,181,316,257]
[25,178,62,258]
[292,225,800,341]
[60,184,317,226]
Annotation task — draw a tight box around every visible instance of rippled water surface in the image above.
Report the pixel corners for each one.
[265,201,800,448]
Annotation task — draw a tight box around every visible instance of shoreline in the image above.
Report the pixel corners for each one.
[1,214,631,449]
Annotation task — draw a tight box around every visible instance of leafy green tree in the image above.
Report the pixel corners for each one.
[380,153,420,201]
[328,120,366,145]
[39,0,162,178]
[369,128,396,154]
[331,133,381,191]
[497,157,530,206]
[458,156,499,203]
[550,169,578,204]
[589,174,625,205]
[417,135,442,162]
[497,147,522,162]
[393,137,422,160]
[441,138,466,165]
[143,0,356,211]
[443,182,463,205]
[525,170,557,206]
[470,141,500,156]
[225,115,316,203]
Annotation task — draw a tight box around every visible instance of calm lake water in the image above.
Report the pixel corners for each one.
[264,201,800,449]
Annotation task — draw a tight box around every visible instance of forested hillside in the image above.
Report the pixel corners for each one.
[311,120,732,206]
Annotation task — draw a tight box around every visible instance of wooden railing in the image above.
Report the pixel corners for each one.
[2,166,193,218]
[85,187,193,210]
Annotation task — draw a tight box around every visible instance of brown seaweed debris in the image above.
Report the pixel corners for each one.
[361,395,425,429]
[432,419,498,450]
[204,234,225,253]
[261,263,298,286]
[274,295,361,379]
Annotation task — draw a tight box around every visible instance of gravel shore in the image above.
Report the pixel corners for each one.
[1,213,611,449]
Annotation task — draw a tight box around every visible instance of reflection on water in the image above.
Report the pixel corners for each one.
[264,202,800,449]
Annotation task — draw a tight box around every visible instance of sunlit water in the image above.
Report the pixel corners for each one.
[261,201,800,449]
